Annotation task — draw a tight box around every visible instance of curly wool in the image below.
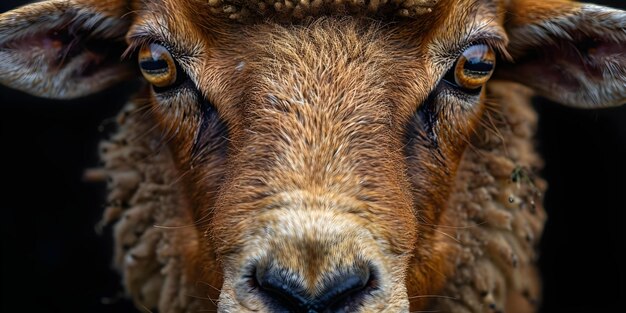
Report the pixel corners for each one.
[430,81,546,312]
[199,0,440,21]
[93,104,207,311]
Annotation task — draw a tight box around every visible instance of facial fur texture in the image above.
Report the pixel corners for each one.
[98,78,546,312]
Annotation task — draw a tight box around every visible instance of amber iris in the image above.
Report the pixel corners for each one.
[138,43,177,88]
[454,44,495,90]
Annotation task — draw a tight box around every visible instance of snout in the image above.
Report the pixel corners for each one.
[218,208,412,313]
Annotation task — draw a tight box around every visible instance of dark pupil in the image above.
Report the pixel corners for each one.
[140,59,169,73]
[464,57,493,73]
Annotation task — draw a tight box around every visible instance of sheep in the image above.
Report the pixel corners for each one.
[0,0,624,312]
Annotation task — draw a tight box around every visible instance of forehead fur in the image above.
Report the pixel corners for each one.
[126,0,507,128]
[129,0,505,50]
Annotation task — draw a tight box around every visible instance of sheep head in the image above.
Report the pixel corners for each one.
[0,0,624,312]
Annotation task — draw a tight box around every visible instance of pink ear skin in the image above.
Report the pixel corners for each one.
[0,0,134,99]
[499,1,626,108]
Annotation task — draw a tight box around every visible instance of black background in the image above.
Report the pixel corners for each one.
[1,1,624,312]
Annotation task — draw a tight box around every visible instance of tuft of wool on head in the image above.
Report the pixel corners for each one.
[198,0,440,21]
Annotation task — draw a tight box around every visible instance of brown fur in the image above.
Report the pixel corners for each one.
[0,0,624,312]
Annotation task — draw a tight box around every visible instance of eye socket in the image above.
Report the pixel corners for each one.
[444,44,496,91]
[138,43,179,88]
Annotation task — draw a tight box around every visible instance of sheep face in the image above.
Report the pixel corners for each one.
[0,0,624,312]
[134,10,501,313]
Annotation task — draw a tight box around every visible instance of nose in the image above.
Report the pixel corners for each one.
[255,265,373,313]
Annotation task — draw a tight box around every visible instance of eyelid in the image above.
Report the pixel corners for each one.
[125,21,191,60]
[466,32,510,60]
[447,28,509,64]
[125,35,185,61]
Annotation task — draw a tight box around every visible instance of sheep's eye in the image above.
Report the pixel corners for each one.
[445,44,496,91]
[138,43,178,88]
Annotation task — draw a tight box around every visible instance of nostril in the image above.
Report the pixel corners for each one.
[255,266,310,311]
[318,267,374,311]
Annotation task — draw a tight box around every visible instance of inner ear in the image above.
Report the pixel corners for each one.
[501,33,624,96]
[497,2,626,108]
[0,0,134,99]
[12,25,129,75]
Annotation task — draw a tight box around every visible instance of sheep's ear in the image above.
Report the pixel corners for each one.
[500,0,625,108]
[0,0,134,99]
